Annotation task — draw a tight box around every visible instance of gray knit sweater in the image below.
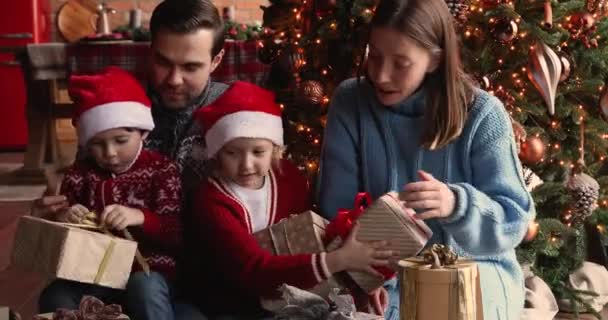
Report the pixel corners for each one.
[146,81,229,198]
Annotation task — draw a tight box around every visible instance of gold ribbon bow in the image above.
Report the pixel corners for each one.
[61,211,150,281]
[422,244,459,269]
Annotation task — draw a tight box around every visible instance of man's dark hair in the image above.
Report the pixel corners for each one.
[150,0,225,56]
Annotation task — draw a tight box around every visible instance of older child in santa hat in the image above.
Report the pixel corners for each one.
[188,81,394,318]
[38,67,184,320]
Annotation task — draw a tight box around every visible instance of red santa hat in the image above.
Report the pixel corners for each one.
[195,81,283,158]
[69,66,154,146]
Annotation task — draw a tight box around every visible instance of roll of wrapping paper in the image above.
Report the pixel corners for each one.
[78,211,150,276]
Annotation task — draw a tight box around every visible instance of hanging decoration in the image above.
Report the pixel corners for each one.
[491,18,519,43]
[519,136,546,165]
[599,88,608,121]
[527,42,562,116]
[586,0,608,16]
[444,0,470,25]
[297,80,325,105]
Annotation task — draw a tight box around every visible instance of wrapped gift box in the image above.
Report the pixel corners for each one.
[328,192,433,293]
[11,216,137,289]
[253,210,328,255]
[398,257,483,320]
[253,211,339,299]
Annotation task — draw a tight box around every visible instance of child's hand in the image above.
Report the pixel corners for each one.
[402,170,456,219]
[100,204,144,230]
[56,204,88,223]
[369,287,389,316]
[326,222,394,276]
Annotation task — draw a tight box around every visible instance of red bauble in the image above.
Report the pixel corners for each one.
[519,136,545,165]
[524,221,539,242]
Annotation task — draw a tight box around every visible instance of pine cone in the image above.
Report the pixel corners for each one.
[567,172,600,223]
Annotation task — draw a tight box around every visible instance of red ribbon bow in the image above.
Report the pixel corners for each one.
[324,192,395,280]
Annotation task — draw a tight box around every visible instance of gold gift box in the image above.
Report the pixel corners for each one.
[11,216,137,289]
[398,257,483,320]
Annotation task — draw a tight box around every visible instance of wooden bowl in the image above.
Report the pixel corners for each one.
[56,0,97,43]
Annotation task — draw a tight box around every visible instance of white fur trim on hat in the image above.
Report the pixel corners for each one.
[77,101,155,146]
[205,111,283,158]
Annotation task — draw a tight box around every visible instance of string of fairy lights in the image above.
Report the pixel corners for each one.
[258,0,608,237]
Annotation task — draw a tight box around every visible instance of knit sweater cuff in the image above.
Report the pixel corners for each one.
[312,253,330,282]
[319,252,332,279]
[141,208,161,236]
[441,184,468,225]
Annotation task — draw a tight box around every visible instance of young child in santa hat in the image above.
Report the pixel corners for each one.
[38,67,183,320]
[187,81,394,317]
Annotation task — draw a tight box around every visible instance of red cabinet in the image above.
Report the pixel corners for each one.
[0,0,50,149]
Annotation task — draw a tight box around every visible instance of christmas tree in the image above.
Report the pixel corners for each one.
[459,1,608,316]
[258,0,608,316]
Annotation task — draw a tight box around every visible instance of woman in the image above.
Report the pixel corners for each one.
[317,0,536,319]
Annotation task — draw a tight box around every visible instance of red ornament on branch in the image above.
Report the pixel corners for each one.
[519,136,546,165]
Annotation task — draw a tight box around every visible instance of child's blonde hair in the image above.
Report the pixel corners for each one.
[208,142,286,178]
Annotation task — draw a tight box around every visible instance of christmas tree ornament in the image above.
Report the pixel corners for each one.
[444,0,470,24]
[524,220,540,242]
[527,42,561,116]
[519,136,545,165]
[542,0,553,29]
[586,0,608,15]
[566,172,600,224]
[589,38,599,48]
[559,54,572,82]
[481,75,491,90]
[297,80,325,105]
[491,18,518,43]
[523,167,544,192]
[571,12,596,30]
[599,88,608,121]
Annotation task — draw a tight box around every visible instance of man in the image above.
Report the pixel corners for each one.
[36,0,227,224]
[34,0,228,319]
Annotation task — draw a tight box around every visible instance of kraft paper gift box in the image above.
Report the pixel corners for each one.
[397,257,484,320]
[253,210,328,255]
[327,192,433,293]
[253,210,340,299]
[11,216,137,289]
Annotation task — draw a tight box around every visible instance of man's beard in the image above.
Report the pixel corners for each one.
[159,89,197,110]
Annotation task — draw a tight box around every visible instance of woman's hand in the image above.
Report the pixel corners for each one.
[402,170,456,220]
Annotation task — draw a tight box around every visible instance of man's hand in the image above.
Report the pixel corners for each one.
[31,195,69,219]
